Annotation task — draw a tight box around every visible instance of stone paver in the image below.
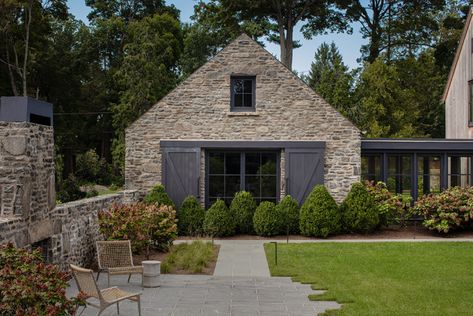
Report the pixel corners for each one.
[67,274,340,316]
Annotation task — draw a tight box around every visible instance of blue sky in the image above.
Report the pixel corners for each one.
[66,0,366,74]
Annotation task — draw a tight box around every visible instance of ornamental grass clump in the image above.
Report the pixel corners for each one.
[300,185,341,237]
[203,200,236,237]
[341,182,379,233]
[276,195,300,234]
[98,202,177,254]
[253,201,283,236]
[178,196,205,236]
[0,243,85,315]
[230,191,257,234]
[413,186,473,234]
[365,181,412,227]
[144,184,175,208]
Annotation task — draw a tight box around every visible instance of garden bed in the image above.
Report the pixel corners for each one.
[89,241,219,275]
[177,225,473,241]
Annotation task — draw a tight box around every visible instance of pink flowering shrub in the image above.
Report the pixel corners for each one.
[0,243,85,315]
[413,186,473,234]
[365,181,412,227]
[98,203,177,254]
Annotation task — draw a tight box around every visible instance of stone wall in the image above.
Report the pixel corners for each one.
[50,193,124,271]
[126,34,361,202]
[0,121,139,270]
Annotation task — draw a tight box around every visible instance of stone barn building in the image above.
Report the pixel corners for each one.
[125,34,361,207]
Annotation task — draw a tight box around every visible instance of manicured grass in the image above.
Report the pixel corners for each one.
[264,242,473,315]
[161,241,218,274]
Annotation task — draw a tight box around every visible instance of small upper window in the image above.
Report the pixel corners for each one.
[231,76,255,111]
[470,81,473,124]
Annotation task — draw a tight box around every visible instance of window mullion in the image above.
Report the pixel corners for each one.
[241,152,245,192]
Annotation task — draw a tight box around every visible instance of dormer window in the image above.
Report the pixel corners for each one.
[231,76,256,111]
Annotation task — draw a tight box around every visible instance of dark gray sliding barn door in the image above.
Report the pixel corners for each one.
[285,148,324,204]
[162,147,200,207]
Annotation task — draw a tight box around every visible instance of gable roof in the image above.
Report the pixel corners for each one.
[127,33,359,132]
[443,6,473,102]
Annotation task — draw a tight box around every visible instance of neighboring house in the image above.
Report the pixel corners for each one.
[126,34,361,207]
[444,6,473,139]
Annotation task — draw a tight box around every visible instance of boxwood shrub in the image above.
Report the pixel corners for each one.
[144,184,175,208]
[341,182,379,233]
[277,195,300,234]
[178,196,205,236]
[203,200,236,237]
[300,185,341,237]
[230,191,257,234]
[253,201,283,236]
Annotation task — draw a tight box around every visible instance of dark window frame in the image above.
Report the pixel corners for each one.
[469,80,473,125]
[205,150,280,207]
[230,76,256,112]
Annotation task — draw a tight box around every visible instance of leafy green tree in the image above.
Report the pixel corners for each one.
[199,0,353,69]
[308,42,354,120]
[347,0,445,62]
[111,13,182,170]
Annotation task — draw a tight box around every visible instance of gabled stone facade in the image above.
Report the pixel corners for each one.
[126,34,361,203]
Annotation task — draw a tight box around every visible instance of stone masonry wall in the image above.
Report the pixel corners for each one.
[0,121,139,270]
[126,34,361,202]
[0,122,55,245]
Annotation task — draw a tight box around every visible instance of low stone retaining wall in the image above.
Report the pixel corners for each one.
[0,190,139,271]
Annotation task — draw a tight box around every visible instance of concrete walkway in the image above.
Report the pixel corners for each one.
[213,240,270,277]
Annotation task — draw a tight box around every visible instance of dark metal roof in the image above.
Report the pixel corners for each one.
[362,139,473,152]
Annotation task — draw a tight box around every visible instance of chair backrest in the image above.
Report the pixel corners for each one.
[96,240,134,269]
[70,264,101,300]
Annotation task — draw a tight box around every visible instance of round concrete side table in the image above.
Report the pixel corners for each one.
[142,260,161,288]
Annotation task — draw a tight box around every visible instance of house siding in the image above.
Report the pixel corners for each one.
[445,8,473,139]
[125,34,361,203]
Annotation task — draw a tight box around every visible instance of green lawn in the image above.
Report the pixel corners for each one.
[264,242,473,315]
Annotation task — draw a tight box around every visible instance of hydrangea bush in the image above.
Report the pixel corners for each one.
[413,186,473,234]
[365,181,412,227]
[98,202,177,254]
[0,243,85,315]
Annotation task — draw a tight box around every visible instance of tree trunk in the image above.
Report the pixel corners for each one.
[5,48,19,96]
[22,0,33,96]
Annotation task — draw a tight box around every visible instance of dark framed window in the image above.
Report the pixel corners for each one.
[207,151,278,206]
[448,156,472,188]
[417,155,441,196]
[469,80,473,124]
[387,155,413,198]
[361,155,382,182]
[230,76,256,111]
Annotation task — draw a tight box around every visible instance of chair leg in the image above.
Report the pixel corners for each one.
[127,274,131,283]
[117,302,120,314]
[137,296,141,316]
[96,270,100,281]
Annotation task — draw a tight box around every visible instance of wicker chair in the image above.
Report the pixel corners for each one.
[96,240,143,286]
[70,264,141,316]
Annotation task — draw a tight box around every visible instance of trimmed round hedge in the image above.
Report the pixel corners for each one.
[178,196,205,236]
[253,201,283,237]
[230,191,257,234]
[277,195,300,234]
[299,185,341,237]
[341,182,379,233]
[144,184,175,209]
[203,200,235,237]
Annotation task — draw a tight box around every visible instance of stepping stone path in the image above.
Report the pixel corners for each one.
[68,240,341,315]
